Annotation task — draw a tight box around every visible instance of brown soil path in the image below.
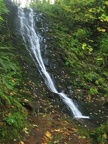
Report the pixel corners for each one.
[22,110,91,144]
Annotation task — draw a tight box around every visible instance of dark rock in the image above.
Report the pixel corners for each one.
[21,99,33,111]
[103,102,108,108]
[4,0,18,32]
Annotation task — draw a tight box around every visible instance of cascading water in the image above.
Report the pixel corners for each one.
[17,6,89,119]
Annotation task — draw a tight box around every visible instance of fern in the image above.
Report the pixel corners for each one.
[0,91,11,105]
[0,47,18,72]
[0,46,20,104]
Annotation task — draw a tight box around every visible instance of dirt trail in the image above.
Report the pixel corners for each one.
[22,104,91,144]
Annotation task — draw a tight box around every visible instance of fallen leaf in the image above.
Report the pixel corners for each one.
[45,131,53,140]
[72,128,78,132]
[19,141,25,144]
[100,142,104,144]
[102,133,107,139]
[54,129,61,132]
[0,122,3,126]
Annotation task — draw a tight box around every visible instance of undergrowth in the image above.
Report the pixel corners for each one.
[0,29,27,143]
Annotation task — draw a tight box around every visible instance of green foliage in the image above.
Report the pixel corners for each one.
[0,46,20,93]
[4,112,26,129]
[31,1,108,143]
[90,121,108,144]
[0,0,8,23]
[31,0,108,98]
[98,33,108,53]
[0,112,26,143]
[89,87,98,95]
[0,38,27,142]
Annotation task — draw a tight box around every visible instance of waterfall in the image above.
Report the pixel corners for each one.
[17,7,89,119]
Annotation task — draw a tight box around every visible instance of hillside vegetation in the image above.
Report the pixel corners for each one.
[31,0,108,100]
[0,0,28,142]
[0,0,108,143]
[31,0,108,143]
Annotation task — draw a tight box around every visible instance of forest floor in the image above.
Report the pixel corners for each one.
[22,105,92,144]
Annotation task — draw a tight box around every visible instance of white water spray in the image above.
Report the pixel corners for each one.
[17,7,89,119]
[11,0,55,7]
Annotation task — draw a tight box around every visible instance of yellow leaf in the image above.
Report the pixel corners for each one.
[97,27,106,32]
[45,131,52,140]
[72,128,78,132]
[19,141,25,144]
[102,133,107,139]
[82,43,87,50]
[100,142,104,144]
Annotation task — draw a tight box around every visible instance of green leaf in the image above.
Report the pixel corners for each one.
[0,58,8,72]
[0,91,11,105]
[2,77,13,90]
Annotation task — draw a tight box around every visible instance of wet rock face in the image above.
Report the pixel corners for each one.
[4,0,18,31]
[33,12,72,93]
[4,0,17,12]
